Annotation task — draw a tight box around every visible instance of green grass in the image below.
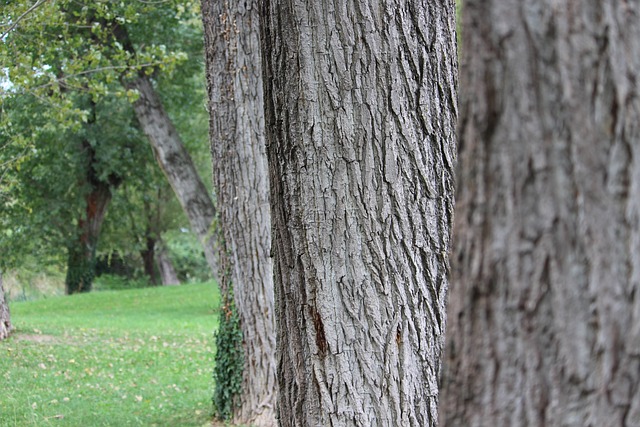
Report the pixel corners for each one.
[0,282,220,427]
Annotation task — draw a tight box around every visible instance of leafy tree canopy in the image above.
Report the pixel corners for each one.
[0,0,207,271]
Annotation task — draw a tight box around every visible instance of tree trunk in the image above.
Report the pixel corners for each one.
[0,272,12,341]
[66,177,112,294]
[202,0,277,425]
[157,244,180,286]
[261,1,458,425]
[140,232,158,285]
[128,76,219,280]
[441,2,640,426]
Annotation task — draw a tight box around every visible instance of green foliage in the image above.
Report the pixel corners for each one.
[212,291,244,421]
[64,244,97,294]
[93,273,151,291]
[0,282,218,426]
[164,230,211,283]
[2,266,66,303]
[0,0,208,278]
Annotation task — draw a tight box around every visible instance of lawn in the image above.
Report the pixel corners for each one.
[0,282,220,427]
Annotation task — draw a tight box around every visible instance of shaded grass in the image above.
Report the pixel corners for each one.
[0,282,219,426]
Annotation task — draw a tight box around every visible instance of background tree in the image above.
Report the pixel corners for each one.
[261,1,458,425]
[202,0,276,424]
[0,272,11,340]
[441,1,640,425]
[0,1,215,287]
[0,91,142,293]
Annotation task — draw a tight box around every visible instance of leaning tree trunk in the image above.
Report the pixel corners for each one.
[261,1,458,425]
[128,76,219,280]
[0,272,12,340]
[441,1,640,426]
[202,0,277,425]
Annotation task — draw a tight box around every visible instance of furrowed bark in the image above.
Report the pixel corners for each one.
[441,1,640,425]
[261,1,458,425]
[202,0,277,424]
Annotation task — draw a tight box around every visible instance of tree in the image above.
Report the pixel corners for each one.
[1,1,217,284]
[0,91,139,294]
[65,99,122,294]
[261,1,458,425]
[440,1,640,425]
[0,272,11,340]
[126,74,219,279]
[201,0,276,424]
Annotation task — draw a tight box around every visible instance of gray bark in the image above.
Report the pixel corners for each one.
[202,0,277,425]
[157,244,180,286]
[128,76,218,280]
[441,2,640,426]
[0,272,11,341]
[261,1,458,426]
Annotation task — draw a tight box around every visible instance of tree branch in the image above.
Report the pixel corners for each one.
[1,0,50,39]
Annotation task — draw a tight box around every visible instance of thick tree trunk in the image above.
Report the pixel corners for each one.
[261,1,458,426]
[156,245,180,286]
[0,272,12,341]
[441,2,640,426]
[128,76,219,280]
[66,178,112,294]
[202,0,277,425]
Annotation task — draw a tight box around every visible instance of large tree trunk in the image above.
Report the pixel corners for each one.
[202,0,277,425]
[128,76,219,280]
[441,2,640,426]
[0,272,12,341]
[261,1,458,425]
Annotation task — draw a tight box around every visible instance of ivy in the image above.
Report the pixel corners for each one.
[212,288,244,421]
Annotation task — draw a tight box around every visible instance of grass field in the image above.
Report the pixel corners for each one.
[0,282,220,426]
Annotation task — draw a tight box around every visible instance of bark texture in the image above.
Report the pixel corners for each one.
[441,2,640,426]
[129,76,219,279]
[0,272,11,341]
[202,0,277,425]
[261,1,458,425]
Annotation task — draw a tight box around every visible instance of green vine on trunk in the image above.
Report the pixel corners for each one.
[212,288,244,421]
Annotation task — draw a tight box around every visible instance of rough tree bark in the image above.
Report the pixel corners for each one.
[0,272,12,341]
[261,1,458,425]
[202,0,277,425]
[441,2,640,426]
[128,75,219,280]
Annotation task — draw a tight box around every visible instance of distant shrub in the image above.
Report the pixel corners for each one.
[93,274,151,291]
[164,230,211,283]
